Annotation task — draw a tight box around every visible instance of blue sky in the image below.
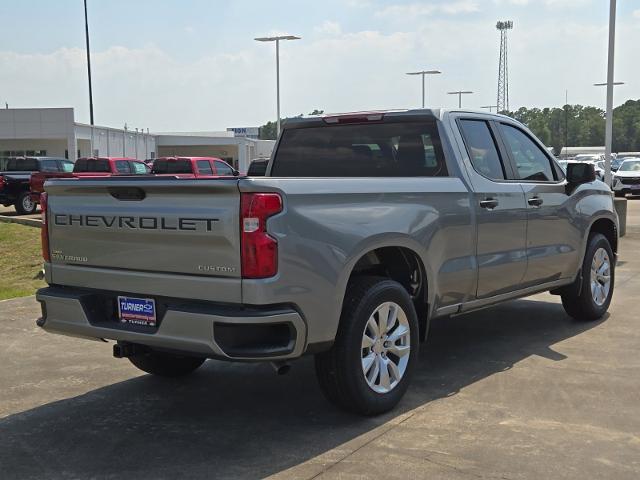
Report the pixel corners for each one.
[0,0,638,131]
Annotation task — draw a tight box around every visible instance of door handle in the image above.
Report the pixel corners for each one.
[527,196,544,207]
[479,198,499,210]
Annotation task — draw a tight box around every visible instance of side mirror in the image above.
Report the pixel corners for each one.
[566,163,596,185]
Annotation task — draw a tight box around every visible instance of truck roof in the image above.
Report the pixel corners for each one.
[282,108,514,130]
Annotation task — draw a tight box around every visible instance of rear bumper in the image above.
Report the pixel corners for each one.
[36,286,307,361]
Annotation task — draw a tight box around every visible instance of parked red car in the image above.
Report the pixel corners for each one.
[151,157,237,177]
[30,157,149,203]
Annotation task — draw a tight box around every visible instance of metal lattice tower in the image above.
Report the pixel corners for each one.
[496,20,513,113]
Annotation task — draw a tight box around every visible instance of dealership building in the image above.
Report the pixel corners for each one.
[0,107,275,172]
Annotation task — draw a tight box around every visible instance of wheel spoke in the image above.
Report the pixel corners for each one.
[376,303,390,335]
[379,357,391,390]
[387,343,410,358]
[362,352,376,374]
[362,334,375,349]
[387,324,409,343]
[387,358,401,383]
[366,316,379,339]
[367,356,380,383]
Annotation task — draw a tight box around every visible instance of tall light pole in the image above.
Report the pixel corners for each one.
[448,91,474,108]
[83,0,94,155]
[406,70,441,108]
[255,35,301,138]
[596,0,619,187]
[481,105,498,112]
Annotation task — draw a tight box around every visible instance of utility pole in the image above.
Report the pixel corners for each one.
[255,35,301,138]
[84,0,95,154]
[406,70,441,108]
[447,91,474,108]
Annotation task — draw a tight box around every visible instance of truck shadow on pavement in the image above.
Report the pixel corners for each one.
[0,298,605,479]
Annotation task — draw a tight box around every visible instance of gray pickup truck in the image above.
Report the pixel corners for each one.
[36,109,618,415]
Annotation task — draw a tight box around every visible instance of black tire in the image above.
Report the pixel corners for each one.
[128,350,206,377]
[561,233,614,321]
[15,191,36,215]
[315,277,419,415]
[614,191,625,198]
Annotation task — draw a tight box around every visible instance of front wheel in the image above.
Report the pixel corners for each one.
[315,277,419,415]
[128,350,206,377]
[561,233,615,321]
[15,191,36,215]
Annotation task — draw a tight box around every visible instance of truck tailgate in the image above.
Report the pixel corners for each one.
[45,177,242,302]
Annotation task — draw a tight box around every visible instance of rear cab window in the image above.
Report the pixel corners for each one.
[73,159,110,173]
[7,158,38,171]
[271,121,448,177]
[152,159,194,174]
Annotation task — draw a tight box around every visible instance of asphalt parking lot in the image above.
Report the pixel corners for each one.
[1,203,639,480]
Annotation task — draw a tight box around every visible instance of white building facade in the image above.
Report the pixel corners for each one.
[0,108,275,171]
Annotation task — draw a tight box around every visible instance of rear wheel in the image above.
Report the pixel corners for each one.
[15,191,36,215]
[315,277,419,415]
[128,350,206,377]
[561,233,614,321]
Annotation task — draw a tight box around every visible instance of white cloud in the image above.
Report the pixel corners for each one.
[633,9,640,20]
[314,21,342,35]
[0,11,638,131]
[376,1,479,19]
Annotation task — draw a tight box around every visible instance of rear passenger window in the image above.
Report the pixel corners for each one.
[499,124,556,181]
[115,161,131,174]
[459,120,505,181]
[197,160,213,175]
[271,122,447,177]
[215,161,234,176]
[40,160,59,172]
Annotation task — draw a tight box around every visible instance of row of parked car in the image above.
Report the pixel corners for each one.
[557,154,640,198]
[0,156,239,215]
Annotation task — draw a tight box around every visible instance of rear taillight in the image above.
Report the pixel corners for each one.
[240,193,282,278]
[40,192,50,262]
[0,175,5,191]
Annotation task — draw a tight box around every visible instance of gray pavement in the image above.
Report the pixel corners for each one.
[1,202,639,479]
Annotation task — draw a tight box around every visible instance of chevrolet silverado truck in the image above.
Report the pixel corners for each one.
[36,109,618,415]
[1,157,73,214]
[30,157,150,204]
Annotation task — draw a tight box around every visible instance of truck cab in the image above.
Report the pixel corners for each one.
[151,157,237,177]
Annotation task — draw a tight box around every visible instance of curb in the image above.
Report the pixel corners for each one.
[0,215,41,228]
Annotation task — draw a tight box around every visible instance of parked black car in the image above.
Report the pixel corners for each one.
[0,157,73,214]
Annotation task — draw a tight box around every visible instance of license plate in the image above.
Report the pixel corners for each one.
[117,296,156,327]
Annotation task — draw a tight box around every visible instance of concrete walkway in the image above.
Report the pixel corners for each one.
[1,205,639,479]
